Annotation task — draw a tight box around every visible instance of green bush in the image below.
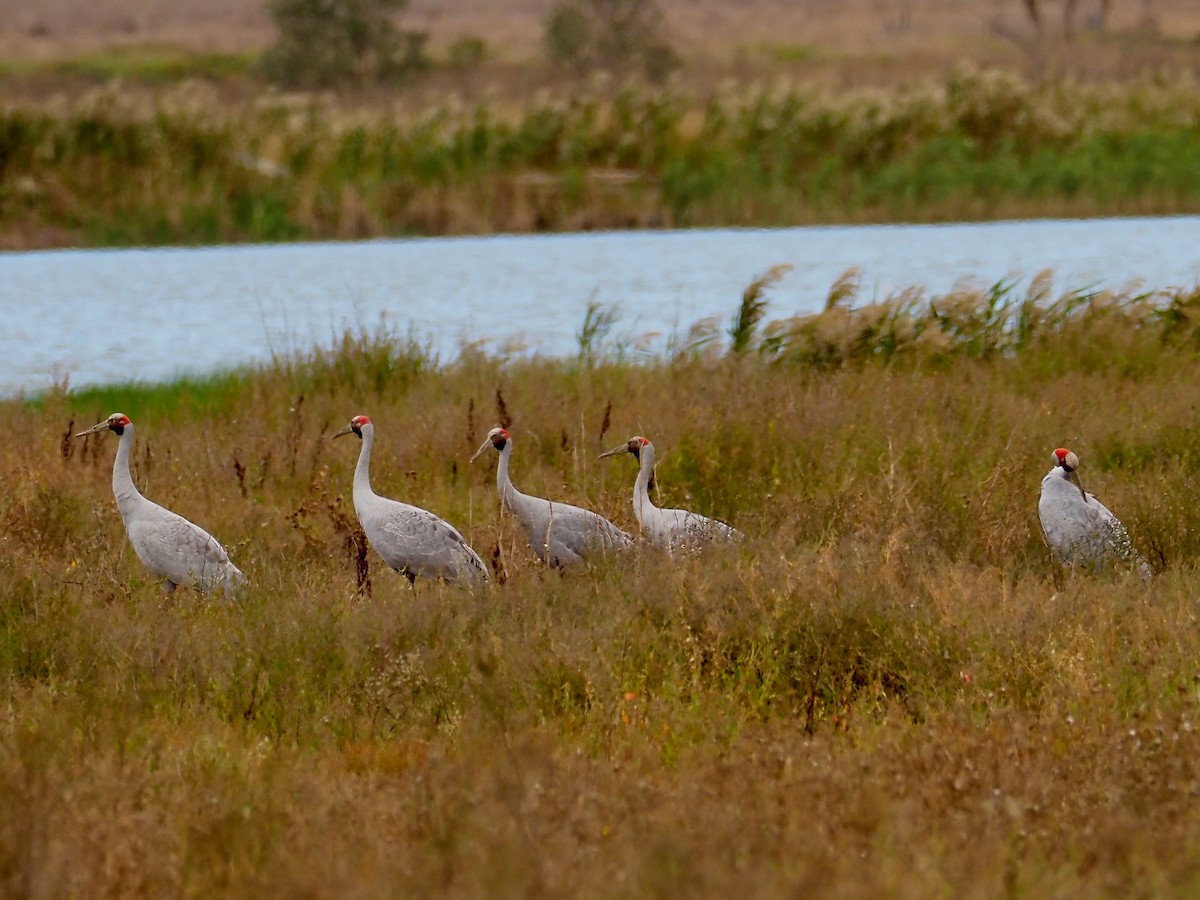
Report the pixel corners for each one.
[262,0,429,88]
[543,0,679,83]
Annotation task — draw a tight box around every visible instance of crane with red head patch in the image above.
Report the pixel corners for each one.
[472,425,632,567]
[75,413,246,595]
[1038,446,1149,580]
[334,415,488,586]
[600,435,743,554]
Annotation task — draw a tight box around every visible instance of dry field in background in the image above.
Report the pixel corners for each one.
[1,0,1198,86]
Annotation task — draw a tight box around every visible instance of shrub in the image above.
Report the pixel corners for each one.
[543,0,679,83]
[262,0,429,88]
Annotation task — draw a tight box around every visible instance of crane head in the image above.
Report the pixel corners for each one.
[471,426,509,461]
[599,436,651,461]
[1053,447,1079,472]
[334,415,371,440]
[76,413,131,438]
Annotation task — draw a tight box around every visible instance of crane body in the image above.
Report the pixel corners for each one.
[600,436,742,553]
[77,413,245,594]
[1038,447,1150,580]
[472,427,632,567]
[336,416,488,585]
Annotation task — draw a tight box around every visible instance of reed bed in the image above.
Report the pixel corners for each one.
[4,278,1200,894]
[4,70,1200,247]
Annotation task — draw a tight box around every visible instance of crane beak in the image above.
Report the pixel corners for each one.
[75,421,110,437]
[597,444,628,460]
[469,437,493,462]
[1072,472,1088,499]
[332,424,355,439]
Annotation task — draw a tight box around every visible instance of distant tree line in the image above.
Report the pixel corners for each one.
[263,0,675,88]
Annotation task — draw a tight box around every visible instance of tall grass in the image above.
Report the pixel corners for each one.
[5,279,1200,893]
[4,70,1200,247]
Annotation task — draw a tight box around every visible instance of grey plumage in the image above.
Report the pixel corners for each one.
[1038,447,1150,580]
[336,416,489,585]
[600,435,742,554]
[76,413,245,595]
[472,426,633,567]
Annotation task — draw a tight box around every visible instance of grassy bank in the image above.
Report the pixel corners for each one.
[4,70,1200,248]
[5,280,1200,894]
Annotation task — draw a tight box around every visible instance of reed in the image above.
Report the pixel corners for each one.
[4,70,1200,248]
[4,277,1200,894]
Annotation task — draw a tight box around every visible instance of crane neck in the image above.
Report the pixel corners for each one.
[1045,464,1088,502]
[111,424,145,520]
[633,443,657,525]
[495,438,524,512]
[354,424,378,500]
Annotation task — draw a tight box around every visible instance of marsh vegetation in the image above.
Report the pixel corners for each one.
[5,283,1200,894]
[4,71,1200,248]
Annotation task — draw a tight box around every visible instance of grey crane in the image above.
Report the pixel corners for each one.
[471,426,633,566]
[1038,447,1150,580]
[599,435,743,553]
[76,413,246,594]
[334,415,489,585]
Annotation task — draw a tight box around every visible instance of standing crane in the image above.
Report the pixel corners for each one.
[334,416,489,586]
[1038,447,1150,580]
[471,426,633,567]
[76,413,246,594]
[599,435,743,553]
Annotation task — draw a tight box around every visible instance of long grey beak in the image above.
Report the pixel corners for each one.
[75,421,110,437]
[332,424,355,439]
[598,444,628,460]
[470,437,494,462]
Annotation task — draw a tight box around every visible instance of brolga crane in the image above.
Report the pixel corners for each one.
[471,426,633,567]
[1038,447,1150,580]
[334,416,488,585]
[599,435,743,553]
[76,413,245,594]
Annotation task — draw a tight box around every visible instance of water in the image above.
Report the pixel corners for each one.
[3,216,1199,395]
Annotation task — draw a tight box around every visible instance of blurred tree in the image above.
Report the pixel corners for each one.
[544,0,679,83]
[263,0,429,87]
[1020,0,1114,39]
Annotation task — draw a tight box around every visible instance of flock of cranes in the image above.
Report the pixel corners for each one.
[76,413,1149,595]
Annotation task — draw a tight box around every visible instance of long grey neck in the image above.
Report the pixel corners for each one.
[1061,466,1088,501]
[354,425,377,499]
[112,425,144,520]
[634,444,657,523]
[496,440,524,512]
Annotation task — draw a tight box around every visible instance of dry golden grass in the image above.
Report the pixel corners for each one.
[5,284,1200,894]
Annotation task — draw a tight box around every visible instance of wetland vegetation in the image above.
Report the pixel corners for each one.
[5,284,1200,894]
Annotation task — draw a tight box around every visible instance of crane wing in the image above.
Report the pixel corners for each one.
[658,507,741,551]
[522,500,632,566]
[364,501,487,581]
[126,502,237,588]
[1087,493,1150,577]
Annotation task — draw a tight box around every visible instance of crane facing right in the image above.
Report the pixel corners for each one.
[1038,446,1150,582]
[600,435,743,555]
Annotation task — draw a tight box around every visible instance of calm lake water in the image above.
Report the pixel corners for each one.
[3,217,1199,395]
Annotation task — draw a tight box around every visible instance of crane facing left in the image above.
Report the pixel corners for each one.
[76,413,246,595]
[334,415,490,586]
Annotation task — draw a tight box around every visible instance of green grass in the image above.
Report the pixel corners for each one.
[57,48,256,83]
[4,70,1200,247]
[6,281,1200,893]
[0,48,255,83]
